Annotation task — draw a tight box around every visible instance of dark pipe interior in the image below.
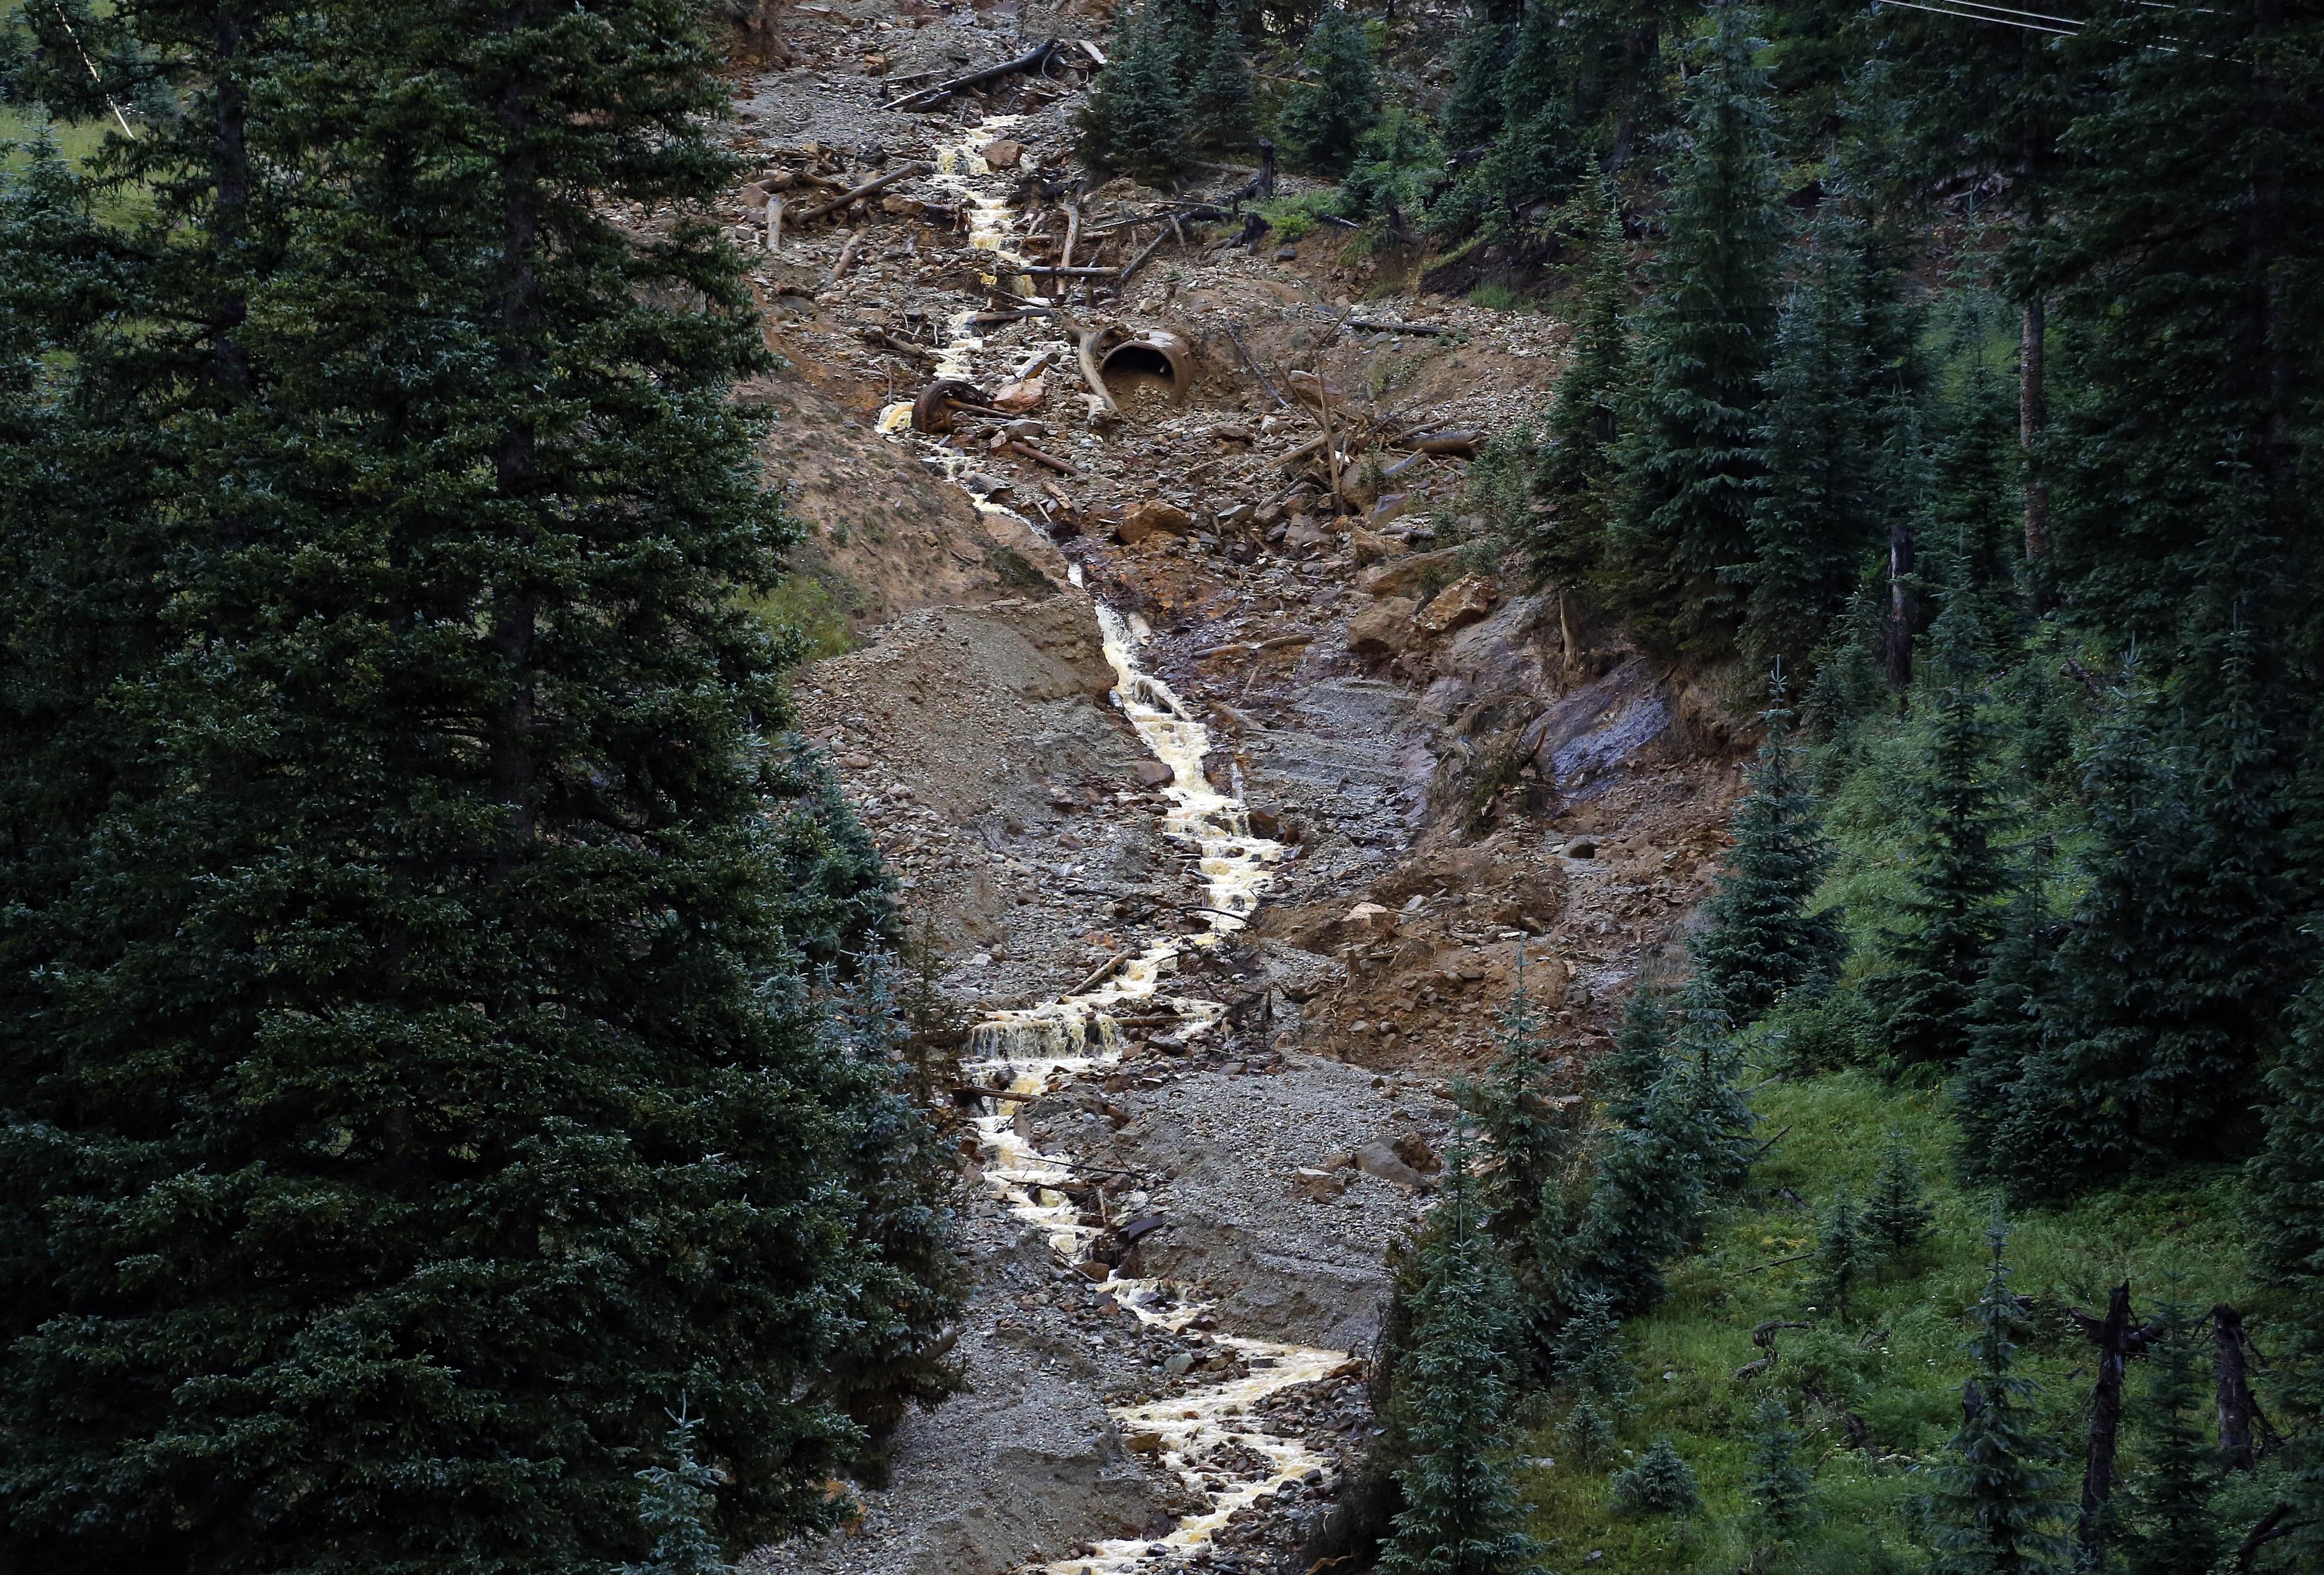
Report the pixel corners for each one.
[1101,344,1178,384]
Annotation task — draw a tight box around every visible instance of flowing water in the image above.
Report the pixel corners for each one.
[869,119,1352,1575]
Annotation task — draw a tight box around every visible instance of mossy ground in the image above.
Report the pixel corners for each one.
[1515,1070,2284,1573]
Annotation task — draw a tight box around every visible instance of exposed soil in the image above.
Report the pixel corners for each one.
[724,11,1751,1573]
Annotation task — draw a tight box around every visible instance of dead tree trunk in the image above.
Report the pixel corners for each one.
[2069,1283,2162,1567]
[2213,1304,2271,1473]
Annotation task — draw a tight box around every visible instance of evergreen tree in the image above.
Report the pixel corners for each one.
[1952,858,2060,1194]
[1609,0,1786,653]
[1745,178,1871,673]
[1340,110,1445,238]
[0,0,960,1562]
[1747,1397,1818,1549]
[1186,20,1256,152]
[1074,0,1191,185]
[1551,1285,1636,1460]
[1439,13,1515,152]
[1380,1139,1537,1575]
[1861,1131,1934,1262]
[1691,685,1843,1023]
[1808,1185,1869,1323]
[1867,586,2012,1067]
[1276,10,1380,177]
[1469,954,1587,1243]
[2250,974,2324,1570]
[1531,178,1631,592]
[1610,1438,1703,1516]
[624,1408,737,1575]
[1926,1221,2072,1575]
[2011,621,2300,1189]
[2113,1302,2224,1575]
[1600,981,1668,1130]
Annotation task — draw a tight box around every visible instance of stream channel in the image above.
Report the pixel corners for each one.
[868,125,1350,1575]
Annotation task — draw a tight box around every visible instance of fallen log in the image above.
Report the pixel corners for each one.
[1349,317,1448,336]
[1019,264,1118,277]
[1116,222,1173,286]
[1392,428,1485,456]
[1003,439,1085,476]
[861,326,937,363]
[793,161,932,225]
[887,38,1063,111]
[1055,310,1118,415]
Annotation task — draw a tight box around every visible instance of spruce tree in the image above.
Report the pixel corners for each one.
[625,1409,737,1575]
[1531,178,1632,593]
[0,0,961,1563]
[1610,1438,1703,1516]
[1926,1222,2072,1575]
[2250,974,2324,1570]
[1276,9,1380,177]
[1610,0,1785,653]
[1747,1397,1818,1549]
[1691,685,1843,1024]
[1439,13,1515,153]
[2015,621,2299,1188]
[1186,20,1256,153]
[1867,586,2012,1067]
[1808,1185,1869,1323]
[1074,0,1191,185]
[1551,1285,1636,1461]
[1600,981,1668,1130]
[1745,178,1871,674]
[2113,1302,2224,1575]
[1469,955,1586,1245]
[1861,1131,1934,1262]
[1380,1139,1537,1575]
[1952,860,2060,1194]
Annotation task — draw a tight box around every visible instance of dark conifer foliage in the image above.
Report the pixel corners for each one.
[1529,179,1631,593]
[0,0,960,1563]
[1074,0,1192,183]
[1610,1437,1703,1516]
[1745,179,1871,674]
[1610,0,1785,653]
[1690,688,1842,1023]
[1926,1223,2072,1574]
[1277,10,1381,176]
[2251,980,2324,1568]
[2113,1302,2225,1575]
[1379,1141,1536,1575]
[1866,588,2011,1067]
[1746,1397,1817,1549]
[1438,13,1514,154]
[1861,1131,1934,1262]
[1186,21,1257,152]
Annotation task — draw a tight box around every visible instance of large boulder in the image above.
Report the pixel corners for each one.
[1415,573,1501,634]
[1115,499,1195,545]
[1356,547,1463,598]
[1345,597,1416,658]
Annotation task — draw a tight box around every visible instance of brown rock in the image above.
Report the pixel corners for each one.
[1391,1133,1440,1175]
[740,182,770,211]
[1125,1430,1166,1454]
[1133,759,1174,787]
[981,139,1026,170]
[1356,547,1463,598]
[990,372,1046,413]
[1368,492,1411,529]
[1292,1167,1351,1202]
[1281,514,1334,552]
[1345,597,1416,658]
[1415,573,1501,634]
[1116,499,1196,545]
[1347,527,1397,566]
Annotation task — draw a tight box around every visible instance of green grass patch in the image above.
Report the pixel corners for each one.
[1516,1070,2271,1574]
[1466,280,1532,313]
[748,574,854,662]
[1259,189,1341,243]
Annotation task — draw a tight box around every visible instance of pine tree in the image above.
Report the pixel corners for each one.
[1380,1139,1537,1575]
[2250,974,2324,1570]
[624,1409,737,1575]
[2113,1302,2224,1575]
[1610,1438,1703,1516]
[1551,1285,1636,1461]
[1926,1221,2072,1574]
[1469,954,1587,1244]
[1747,1397,1818,1549]
[1276,9,1380,177]
[1186,19,1256,152]
[0,0,959,1562]
[1531,178,1632,592]
[1074,0,1191,185]
[1952,859,2060,1194]
[1867,586,2012,1067]
[1691,684,1843,1023]
[1809,1185,1869,1323]
[1861,1131,1934,1262]
[1609,0,1786,653]
[1745,177,1871,674]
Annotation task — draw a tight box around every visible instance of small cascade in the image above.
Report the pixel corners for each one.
[867,117,1340,1574]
